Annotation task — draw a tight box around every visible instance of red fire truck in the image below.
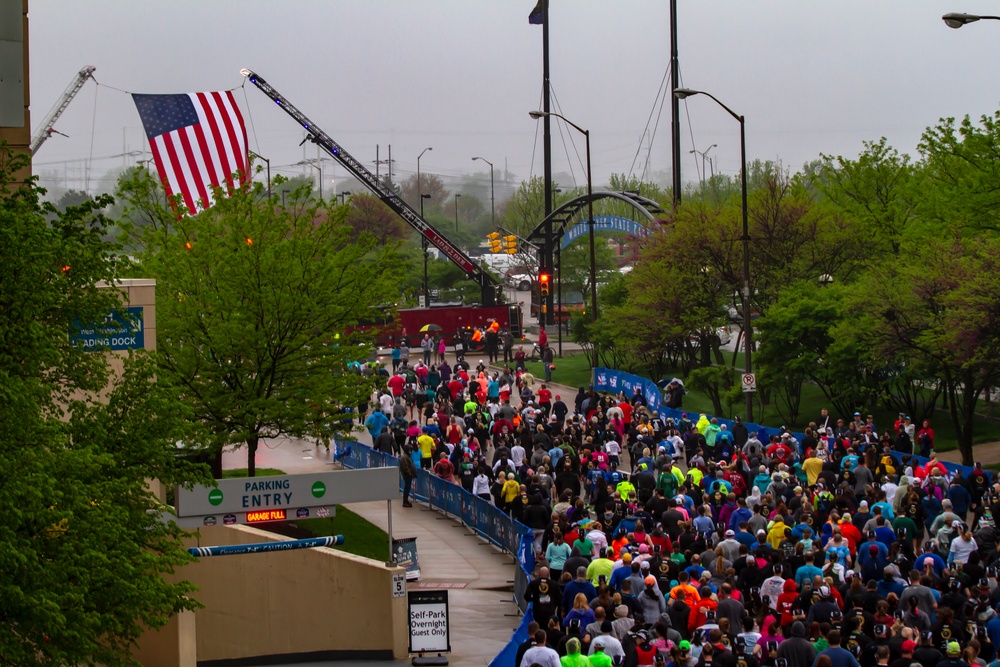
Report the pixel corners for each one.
[382,304,522,348]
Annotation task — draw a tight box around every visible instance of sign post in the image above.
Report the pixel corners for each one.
[741,373,757,393]
[408,589,450,665]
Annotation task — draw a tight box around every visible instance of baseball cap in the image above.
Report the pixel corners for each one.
[819,585,830,598]
[644,575,656,586]
[947,641,961,656]
[679,640,691,652]
[902,640,917,653]
[859,500,869,508]
[640,561,650,570]
[725,529,735,538]
[952,520,963,528]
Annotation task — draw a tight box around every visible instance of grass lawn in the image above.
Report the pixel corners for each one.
[533,353,1000,453]
[296,506,389,562]
[522,353,594,390]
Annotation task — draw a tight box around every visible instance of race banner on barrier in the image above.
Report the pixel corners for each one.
[593,366,975,478]
[393,537,421,580]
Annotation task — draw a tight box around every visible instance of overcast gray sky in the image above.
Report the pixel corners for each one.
[26,0,1000,197]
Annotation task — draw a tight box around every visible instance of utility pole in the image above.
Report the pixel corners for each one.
[670,0,681,207]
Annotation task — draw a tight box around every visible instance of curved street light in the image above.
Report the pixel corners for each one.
[472,156,495,227]
[416,147,433,211]
[528,111,597,339]
[942,12,1000,28]
[674,87,754,422]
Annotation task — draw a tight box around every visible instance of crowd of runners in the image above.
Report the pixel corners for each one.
[362,353,1000,667]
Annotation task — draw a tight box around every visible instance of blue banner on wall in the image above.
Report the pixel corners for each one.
[71,306,145,352]
[561,215,652,249]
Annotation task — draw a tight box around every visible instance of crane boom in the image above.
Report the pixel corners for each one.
[30,65,96,156]
[240,69,502,305]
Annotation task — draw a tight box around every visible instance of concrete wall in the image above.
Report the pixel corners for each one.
[173,525,409,665]
[0,0,31,181]
[132,610,197,667]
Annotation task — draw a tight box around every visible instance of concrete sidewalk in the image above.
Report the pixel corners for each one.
[222,432,525,667]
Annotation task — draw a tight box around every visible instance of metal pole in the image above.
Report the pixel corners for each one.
[586,129,598,367]
[557,242,563,357]
[387,499,394,564]
[542,0,555,327]
[454,193,461,233]
[417,147,432,213]
[739,116,753,423]
[490,163,495,227]
[421,194,431,303]
[670,0,681,207]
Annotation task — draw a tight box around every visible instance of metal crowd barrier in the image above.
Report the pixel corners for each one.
[336,440,535,615]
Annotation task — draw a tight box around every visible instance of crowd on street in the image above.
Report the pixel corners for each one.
[360,351,1000,667]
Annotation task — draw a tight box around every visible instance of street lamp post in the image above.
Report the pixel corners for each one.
[529,110,597,365]
[295,159,322,199]
[674,87,754,422]
[454,193,462,233]
[689,144,717,185]
[942,12,1000,27]
[420,193,432,305]
[338,190,352,206]
[417,147,432,212]
[249,151,271,199]
[472,156,495,227]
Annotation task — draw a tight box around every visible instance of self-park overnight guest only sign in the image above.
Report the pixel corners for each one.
[174,468,399,521]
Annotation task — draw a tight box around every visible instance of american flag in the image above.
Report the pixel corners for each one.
[132,91,249,215]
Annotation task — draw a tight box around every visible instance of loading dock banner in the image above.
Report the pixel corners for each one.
[408,590,450,654]
[70,306,145,351]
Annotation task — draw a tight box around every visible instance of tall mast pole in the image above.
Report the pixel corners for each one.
[670,0,681,207]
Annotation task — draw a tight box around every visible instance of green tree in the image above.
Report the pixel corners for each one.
[813,139,920,256]
[0,148,210,665]
[118,173,401,476]
[850,238,1000,465]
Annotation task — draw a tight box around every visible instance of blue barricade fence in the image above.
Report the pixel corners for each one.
[486,603,534,667]
[336,440,535,606]
[594,366,976,478]
[338,441,537,666]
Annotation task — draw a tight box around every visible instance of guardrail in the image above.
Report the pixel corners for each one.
[337,441,535,604]
[337,442,536,666]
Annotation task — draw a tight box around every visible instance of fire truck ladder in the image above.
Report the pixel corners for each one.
[240,69,502,306]
[30,65,96,156]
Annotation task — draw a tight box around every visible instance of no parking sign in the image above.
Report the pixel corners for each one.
[741,373,757,393]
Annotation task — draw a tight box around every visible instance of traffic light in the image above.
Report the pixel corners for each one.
[539,272,551,297]
[503,235,518,254]
[487,232,502,253]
